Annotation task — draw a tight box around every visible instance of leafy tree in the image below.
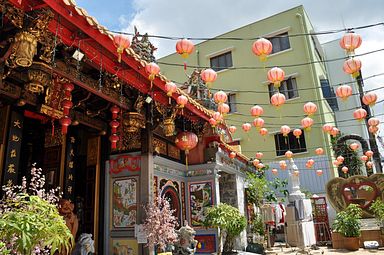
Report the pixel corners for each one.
[0,166,73,255]
[333,204,362,237]
[204,203,246,255]
[370,199,384,223]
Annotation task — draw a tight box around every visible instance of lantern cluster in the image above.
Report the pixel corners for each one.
[365,150,374,170]
[60,83,74,135]
[368,117,380,135]
[109,105,120,150]
[322,124,339,137]
[340,32,362,79]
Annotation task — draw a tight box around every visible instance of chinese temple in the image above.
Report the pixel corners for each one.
[0,0,255,254]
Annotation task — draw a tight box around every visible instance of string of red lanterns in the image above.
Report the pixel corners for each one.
[109,105,120,150]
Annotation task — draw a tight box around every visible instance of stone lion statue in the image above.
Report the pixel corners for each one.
[71,233,95,255]
[173,222,198,255]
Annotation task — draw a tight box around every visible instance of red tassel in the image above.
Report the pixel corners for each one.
[51,120,55,137]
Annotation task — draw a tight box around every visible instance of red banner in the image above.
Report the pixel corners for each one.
[109,155,141,174]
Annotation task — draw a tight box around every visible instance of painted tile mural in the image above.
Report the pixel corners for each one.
[189,181,213,227]
[112,177,138,229]
[111,239,138,255]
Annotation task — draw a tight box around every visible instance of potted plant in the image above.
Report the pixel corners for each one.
[204,203,247,255]
[370,199,384,233]
[332,203,363,251]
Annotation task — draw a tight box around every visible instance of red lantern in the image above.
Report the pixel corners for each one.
[229,151,236,159]
[353,108,367,121]
[307,159,315,168]
[242,123,252,133]
[255,152,263,159]
[256,163,265,170]
[322,124,333,133]
[110,105,120,120]
[271,92,286,108]
[315,148,324,155]
[279,160,287,170]
[301,117,314,131]
[61,99,73,116]
[343,58,362,78]
[337,155,345,163]
[209,118,217,127]
[177,95,188,108]
[339,32,362,54]
[176,38,194,59]
[293,129,302,139]
[303,102,317,116]
[366,161,373,169]
[63,83,74,97]
[252,38,273,61]
[109,134,119,149]
[336,85,352,101]
[271,168,278,175]
[175,131,199,168]
[285,150,293,158]
[316,169,323,176]
[368,117,380,127]
[218,103,230,114]
[361,155,368,162]
[280,125,291,137]
[259,128,268,137]
[267,67,285,88]
[369,125,379,135]
[60,116,71,135]
[252,159,260,167]
[213,91,227,104]
[365,150,373,158]
[114,34,131,62]
[349,143,359,151]
[165,82,177,97]
[250,105,264,117]
[212,112,223,122]
[145,62,160,81]
[362,92,378,107]
[110,120,120,133]
[201,68,217,88]
[229,126,237,134]
[333,160,341,166]
[342,166,349,174]
[330,127,340,137]
[253,117,265,129]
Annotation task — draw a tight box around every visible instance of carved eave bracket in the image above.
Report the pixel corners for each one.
[0,0,24,28]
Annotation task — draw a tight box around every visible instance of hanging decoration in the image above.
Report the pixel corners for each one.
[209,118,217,128]
[256,163,265,170]
[293,129,302,139]
[369,125,379,135]
[267,67,285,88]
[361,155,368,162]
[285,150,293,158]
[279,160,287,170]
[253,117,265,129]
[218,103,230,115]
[271,92,286,108]
[349,142,359,151]
[176,95,188,113]
[242,123,252,133]
[365,150,374,158]
[201,68,217,96]
[60,83,75,135]
[280,125,291,136]
[306,159,315,168]
[145,62,160,89]
[330,127,340,137]
[342,166,349,174]
[255,152,263,159]
[109,105,120,150]
[250,105,264,117]
[165,82,177,104]
[366,161,373,169]
[315,148,324,155]
[114,34,131,62]
[175,131,198,169]
[213,91,228,105]
[61,99,73,116]
[368,117,380,127]
[252,38,273,62]
[339,32,362,55]
[335,85,352,101]
[229,125,237,134]
[303,102,317,116]
[316,169,323,176]
[229,151,236,159]
[337,155,345,163]
[259,128,268,137]
[301,117,314,131]
[212,112,223,123]
[353,108,367,122]
[362,92,378,107]
[333,160,341,167]
[271,168,278,175]
[343,58,362,78]
[60,116,71,135]
[176,38,195,70]
[322,124,333,134]
[253,159,260,167]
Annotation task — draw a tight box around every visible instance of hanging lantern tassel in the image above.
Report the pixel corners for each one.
[185,149,189,170]
[51,119,55,137]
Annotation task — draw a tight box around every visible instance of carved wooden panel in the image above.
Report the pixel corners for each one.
[168,144,180,160]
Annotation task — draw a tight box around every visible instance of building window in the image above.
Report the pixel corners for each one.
[274,130,307,156]
[210,51,233,72]
[227,93,237,113]
[320,79,339,111]
[268,32,290,54]
[268,77,299,100]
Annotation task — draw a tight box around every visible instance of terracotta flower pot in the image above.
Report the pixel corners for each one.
[344,236,360,251]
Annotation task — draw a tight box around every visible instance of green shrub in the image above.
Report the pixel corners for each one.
[333,204,362,238]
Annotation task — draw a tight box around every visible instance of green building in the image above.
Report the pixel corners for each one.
[159,5,337,181]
